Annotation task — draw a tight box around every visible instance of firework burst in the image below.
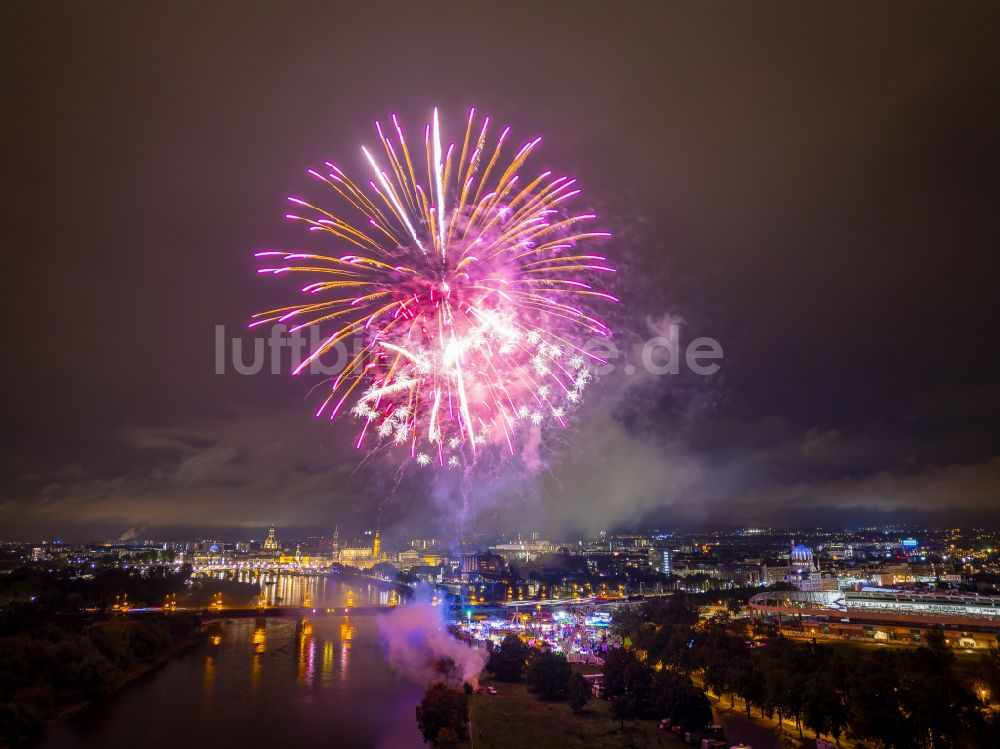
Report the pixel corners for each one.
[252,108,616,466]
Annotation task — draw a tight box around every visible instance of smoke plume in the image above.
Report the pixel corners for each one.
[377,590,487,687]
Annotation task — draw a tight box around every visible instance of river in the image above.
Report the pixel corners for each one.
[41,575,427,749]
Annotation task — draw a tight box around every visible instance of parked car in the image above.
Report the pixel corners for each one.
[486,686,497,695]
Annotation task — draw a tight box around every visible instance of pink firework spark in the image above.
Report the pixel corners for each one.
[252,108,617,466]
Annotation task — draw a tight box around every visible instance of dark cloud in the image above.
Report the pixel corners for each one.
[1,1,999,539]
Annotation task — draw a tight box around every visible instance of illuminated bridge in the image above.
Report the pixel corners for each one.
[125,604,395,621]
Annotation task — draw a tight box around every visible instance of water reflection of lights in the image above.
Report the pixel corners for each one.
[203,655,216,703]
[306,639,316,684]
[252,622,267,654]
[339,616,353,683]
[250,650,261,692]
[340,641,350,682]
[297,620,315,686]
[322,641,335,682]
[229,572,400,610]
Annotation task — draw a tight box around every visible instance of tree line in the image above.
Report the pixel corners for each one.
[0,563,260,745]
[0,616,202,744]
[416,590,1000,748]
[613,594,1000,748]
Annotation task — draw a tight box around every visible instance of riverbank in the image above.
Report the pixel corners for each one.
[49,625,206,726]
[0,615,205,747]
[37,616,426,749]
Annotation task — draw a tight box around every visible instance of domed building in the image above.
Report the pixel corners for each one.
[785,541,820,591]
[262,526,279,552]
[790,543,814,574]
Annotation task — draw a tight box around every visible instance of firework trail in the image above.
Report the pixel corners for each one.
[252,108,616,467]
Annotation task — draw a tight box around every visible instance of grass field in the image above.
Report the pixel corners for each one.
[813,637,984,676]
[470,671,687,749]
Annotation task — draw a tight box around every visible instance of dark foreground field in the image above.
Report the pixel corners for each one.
[469,669,686,749]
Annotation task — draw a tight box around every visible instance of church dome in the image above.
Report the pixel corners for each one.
[791,543,813,562]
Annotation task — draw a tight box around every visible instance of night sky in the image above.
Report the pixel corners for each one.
[3,2,999,540]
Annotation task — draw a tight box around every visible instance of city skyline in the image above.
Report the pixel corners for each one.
[5,521,991,546]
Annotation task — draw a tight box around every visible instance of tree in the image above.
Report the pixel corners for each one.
[432,727,461,749]
[732,658,764,718]
[897,639,983,748]
[526,651,572,699]
[702,651,730,705]
[610,607,644,646]
[432,657,462,686]
[845,650,915,749]
[794,644,847,743]
[601,647,639,700]
[568,672,591,713]
[977,643,1000,699]
[610,660,653,725]
[923,625,955,668]
[611,689,642,727]
[415,683,468,747]
[651,669,711,731]
[678,684,713,732]
[802,674,839,742]
[487,634,531,682]
[763,657,794,733]
[627,595,700,672]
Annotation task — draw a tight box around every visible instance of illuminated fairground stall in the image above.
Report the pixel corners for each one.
[454,605,614,663]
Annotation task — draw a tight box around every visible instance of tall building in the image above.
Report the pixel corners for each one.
[649,547,672,575]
